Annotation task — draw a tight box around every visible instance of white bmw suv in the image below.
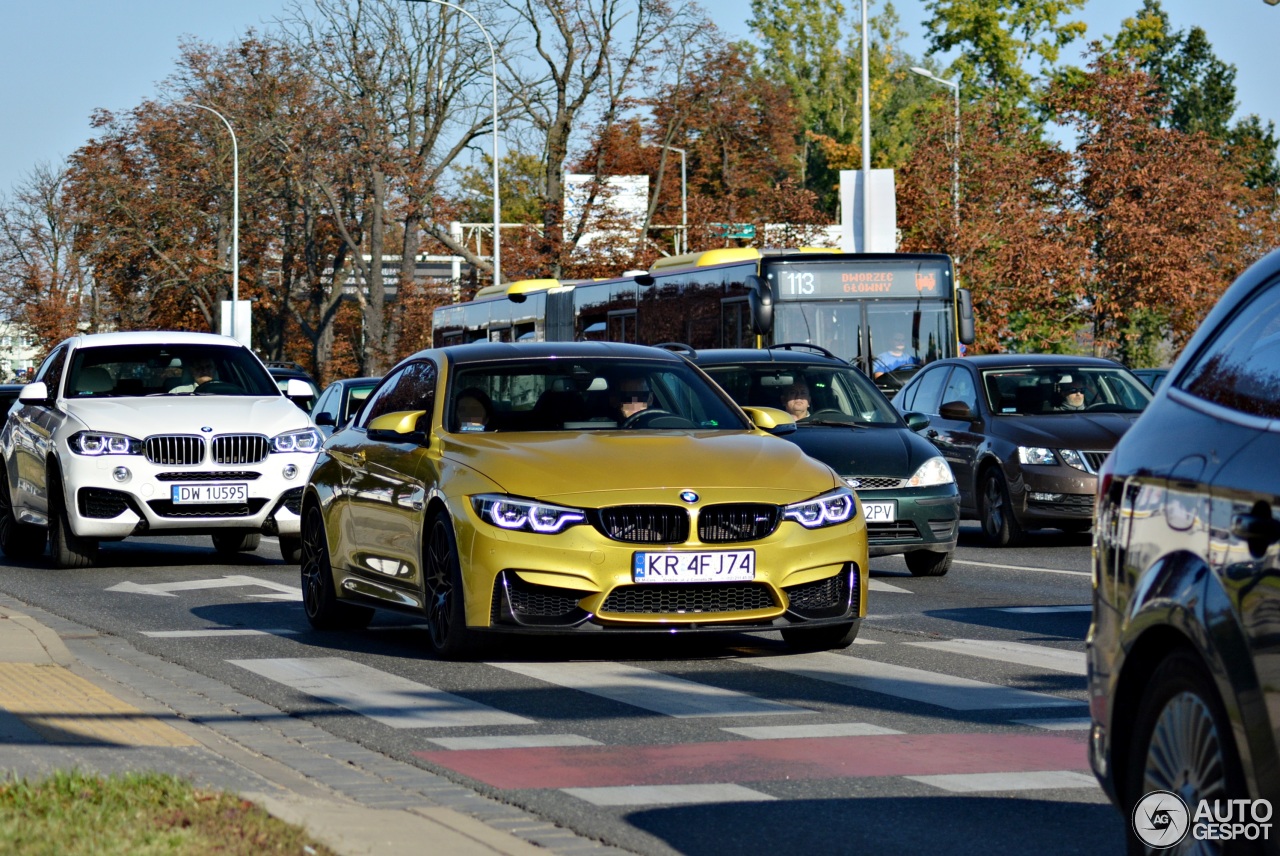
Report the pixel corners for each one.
[0,332,321,568]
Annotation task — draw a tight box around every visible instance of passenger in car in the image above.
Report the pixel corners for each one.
[1054,375,1088,411]
[454,387,493,432]
[168,358,216,393]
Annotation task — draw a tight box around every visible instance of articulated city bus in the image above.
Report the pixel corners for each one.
[431,248,975,394]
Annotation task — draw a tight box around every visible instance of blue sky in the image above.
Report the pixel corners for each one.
[3,0,1278,195]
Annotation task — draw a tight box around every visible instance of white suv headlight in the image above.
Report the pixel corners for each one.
[70,431,142,456]
[783,487,857,529]
[270,428,323,454]
[472,495,586,534]
[906,456,954,487]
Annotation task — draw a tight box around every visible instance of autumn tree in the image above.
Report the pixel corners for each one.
[1045,50,1252,364]
[898,97,1088,354]
[502,0,678,277]
[0,164,98,353]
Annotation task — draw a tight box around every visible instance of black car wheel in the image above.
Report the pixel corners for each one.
[211,532,260,555]
[980,469,1024,547]
[1126,650,1245,851]
[781,621,858,651]
[0,464,45,560]
[423,513,476,659]
[300,504,372,631]
[49,473,97,569]
[905,550,953,577]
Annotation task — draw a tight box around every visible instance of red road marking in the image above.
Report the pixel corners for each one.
[415,732,1089,790]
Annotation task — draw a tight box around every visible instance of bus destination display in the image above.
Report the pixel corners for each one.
[767,261,950,300]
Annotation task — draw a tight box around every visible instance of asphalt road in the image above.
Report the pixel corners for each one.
[0,523,1126,855]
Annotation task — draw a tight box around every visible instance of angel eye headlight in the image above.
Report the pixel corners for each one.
[271,428,323,454]
[783,487,856,529]
[472,495,586,534]
[69,431,141,456]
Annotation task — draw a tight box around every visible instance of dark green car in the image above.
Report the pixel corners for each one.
[683,345,960,576]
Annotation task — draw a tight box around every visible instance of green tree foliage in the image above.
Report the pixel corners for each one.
[923,0,1087,120]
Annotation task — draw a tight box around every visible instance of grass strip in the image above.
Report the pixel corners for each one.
[0,770,337,855]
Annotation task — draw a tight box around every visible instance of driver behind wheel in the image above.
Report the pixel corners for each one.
[168,357,216,394]
[1054,373,1093,411]
[779,381,812,421]
[611,374,652,422]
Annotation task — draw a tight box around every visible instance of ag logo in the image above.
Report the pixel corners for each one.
[1133,790,1190,849]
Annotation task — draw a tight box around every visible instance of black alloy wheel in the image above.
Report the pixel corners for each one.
[423,513,476,659]
[299,504,372,631]
[980,468,1024,547]
[1125,650,1248,854]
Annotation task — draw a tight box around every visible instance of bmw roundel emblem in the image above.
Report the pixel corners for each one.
[201,426,213,433]
[679,490,699,504]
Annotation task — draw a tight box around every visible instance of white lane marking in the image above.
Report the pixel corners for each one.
[740,652,1080,710]
[997,605,1091,614]
[852,637,883,645]
[953,560,1089,577]
[1014,717,1092,731]
[229,657,533,728]
[425,734,601,750]
[868,579,913,594]
[722,722,903,739]
[488,661,805,718]
[906,639,1086,676]
[908,770,1099,793]
[108,574,301,601]
[563,783,776,806]
[142,628,298,638]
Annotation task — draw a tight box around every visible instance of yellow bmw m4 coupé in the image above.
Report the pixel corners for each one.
[301,342,868,657]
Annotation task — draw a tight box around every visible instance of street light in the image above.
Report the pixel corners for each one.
[642,142,686,254]
[186,103,240,341]
[909,67,960,242]
[404,0,501,289]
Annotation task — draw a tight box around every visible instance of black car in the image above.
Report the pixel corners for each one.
[1089,249,1280,849]
[683,344,959,576]
[311,376,381,438]
[892,354,1151,545]
[266,362,320,412]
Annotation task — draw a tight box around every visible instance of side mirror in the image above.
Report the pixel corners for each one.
[742,405,797,435]
[938,401,974,421]
[367,409,429,443]
[285,378,313,399]
[957,288,975,346]
[746,275,774,335]
[313,411,336,426]
[903,411,930,432]
[18,382,50,407]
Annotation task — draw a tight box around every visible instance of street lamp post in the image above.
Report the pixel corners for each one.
[187,103,240,340]
[909,67,960,242]
[642,143,686,254]
[404,0,501,289]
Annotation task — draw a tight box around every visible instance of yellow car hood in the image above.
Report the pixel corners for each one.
[440,431,838,504]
